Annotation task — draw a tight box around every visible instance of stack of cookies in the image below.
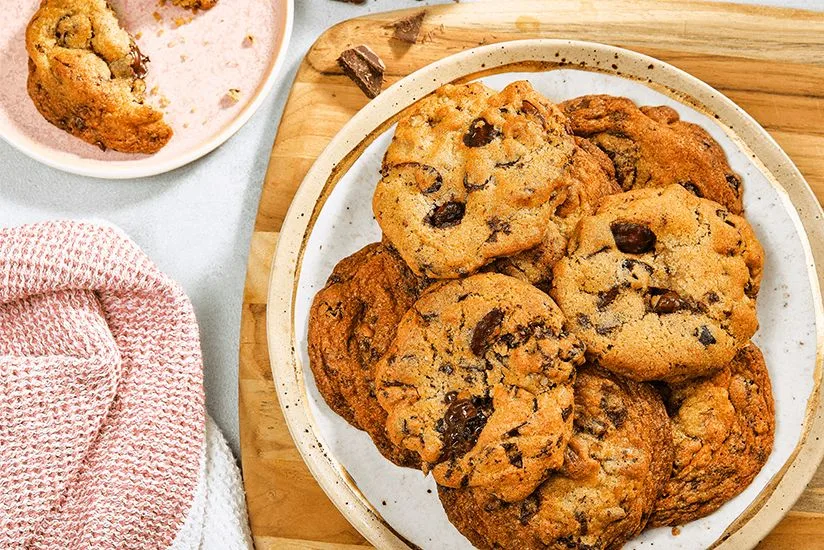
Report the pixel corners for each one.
[308,80,774,549]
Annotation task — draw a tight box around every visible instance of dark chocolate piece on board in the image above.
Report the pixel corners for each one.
[337,45,386,99]
[391,11,426,43]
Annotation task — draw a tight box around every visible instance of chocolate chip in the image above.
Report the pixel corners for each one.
[679,180,702,198]
[695,325,716,346]
[463,173,492,192]
[726,173,742,193]
[502,442,523,468]
[390,11,425,44]
[486,218,511,243]
[470,308,504,356]
[439,396,494,463]
[576,417,607,439]
[519,493,541,525]
[561,405,573,421]
[463,118,500,147]
[622,259,653,274]
[427,201,465,228]
[444,390,458,404]
[650,290,688,314]
[597,286,620,310]
[575,511,589,536]
[610,222,656,254]
[600,392,627,428]
[391,162,442,194]
[744,280,757,298]
[520,100,547,127]
[337,45,385,99]
[705,291,720,304]
[576,313,591,328]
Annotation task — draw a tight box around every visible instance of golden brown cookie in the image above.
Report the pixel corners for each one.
[561,94,744,213]
[26,0,172,153]
[439,365,673,550]
[374,81,576,279]
[488,136,621,291]
[308,243,428,468]
[551,184,763,383]
[650,343,774,526]
[375,273,585,502]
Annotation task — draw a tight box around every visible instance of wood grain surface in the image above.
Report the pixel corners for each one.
[238,1,824,548]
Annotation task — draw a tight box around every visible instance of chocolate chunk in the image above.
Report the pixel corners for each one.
[439,396,494,463]
[470,308,504,356]
[485,218,511,242]
[705,291,720,304]
[129,43,149,79]
[695,325,716,346]
[600,392,627,428]
[390,11,425,44]
[610,221,656,254]
[561,405,573,421]
[502,442,523,468]
[427,201,465,228]
[575,510,589,536]
[650,289,688,314]
[679,180,702,198]
[520,100,546,127]
[597,286,620,310]
[463,118,500,147]
[337,45,385,99]
[519,493,541,525]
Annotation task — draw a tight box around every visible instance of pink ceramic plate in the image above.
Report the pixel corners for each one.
[0,0,293,178]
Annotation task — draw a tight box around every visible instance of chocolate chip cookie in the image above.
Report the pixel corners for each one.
[488,137,621,291]
[439,365,673,550]
[551,184,763,382]
[308,243,428,468]
[650,343,774,526]
[375,273,585,501]
[561,95,744,213]
[26,0,172,154]
[374,81,576,279]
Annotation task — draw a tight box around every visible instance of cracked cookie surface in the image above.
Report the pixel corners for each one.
[488,136,621,291]
[308,242,428,468]
[551,184,763,382]
[374,81,576,279]
[26,0,172,153]
[561,94,744,213]
[438,365,673,550]
[375,273,585,502]
[650,343,774,526]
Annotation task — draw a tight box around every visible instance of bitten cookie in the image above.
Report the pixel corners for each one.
[489,136,621,292]
[439,365,673,550]
[561,94,744,213]
[551,184,763,382]
[375,273,585,502]
[26,0,172,154]
[308,243,428,468]
[374,81,576,279]
[650,343,775,526]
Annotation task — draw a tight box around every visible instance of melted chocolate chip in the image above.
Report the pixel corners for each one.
[502,442,523,468]
[486,218,511,243]
[470,308,505,356]
[650,290,688,314]
[463,118,500,147]
[463,173,492,192]
[695,325,716,346]
[726,173,742,193]
[600,392,627,428]
[561,405,573,421]
[679,180,702,198]
[597,286,620,310]
[427,201,465,228]
[610,222,656,254]
[129,44,149,79]
[396,162,442,193]
[439,396,494,463]
[520,100,546,127]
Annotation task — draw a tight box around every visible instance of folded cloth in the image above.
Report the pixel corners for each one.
[0,220,252,550]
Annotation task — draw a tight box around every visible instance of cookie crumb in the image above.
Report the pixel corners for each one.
[150,85,159,96]
[173,16,192,27]
[158,96,170,108]
[190,107,197,114]
[671,527,681,536]
[180,54,188,62]
[156,28,165,37]
[152,11,162,22]
[243,34,255,47]
[183,122,189,128]
[135,31,143,40]
[221,88,242,107]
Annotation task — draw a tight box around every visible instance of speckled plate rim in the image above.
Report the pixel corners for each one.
[267,39,824,550]
[0,0,293,180]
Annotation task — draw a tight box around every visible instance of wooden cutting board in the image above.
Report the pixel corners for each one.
[238,1,824,548]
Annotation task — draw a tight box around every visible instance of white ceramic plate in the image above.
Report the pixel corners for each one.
[0,0,293,179]
[268,40,824,549]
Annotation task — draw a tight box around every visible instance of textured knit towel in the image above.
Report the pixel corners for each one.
[0,220,252,550]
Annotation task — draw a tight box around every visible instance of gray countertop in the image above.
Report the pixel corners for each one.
[0,0,819,456]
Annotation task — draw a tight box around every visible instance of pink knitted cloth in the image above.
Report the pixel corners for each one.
[0,221,205,549]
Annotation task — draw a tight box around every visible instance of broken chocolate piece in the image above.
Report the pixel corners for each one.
[610,221,656,254]
[337,44,385,99]
[391,11,425,44]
